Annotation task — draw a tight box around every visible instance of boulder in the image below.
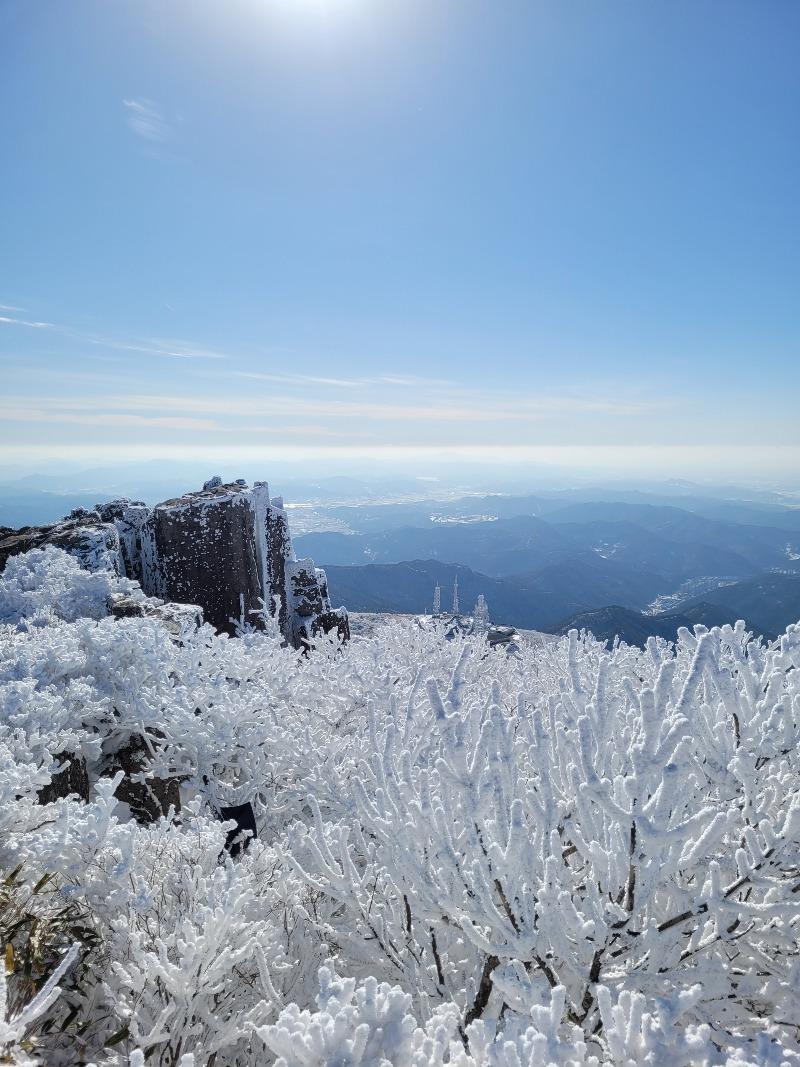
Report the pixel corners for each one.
[107,591,203,638]
[49,520,123,574]
[0,513,121,575]
[313,607,351,643]
[146,482,262,635]
[287,558,326,619]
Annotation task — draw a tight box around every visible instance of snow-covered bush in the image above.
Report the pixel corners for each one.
[2,548,800,1065]
[0,545,140,627]
[258,966,795,1067]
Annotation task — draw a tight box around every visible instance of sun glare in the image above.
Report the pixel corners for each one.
[269,0,362,17]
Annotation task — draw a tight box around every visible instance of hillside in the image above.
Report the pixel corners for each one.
[551,601,740,647]
[323,555,667,631]
[676,572,800,638]
[296,514,571,577]
[550,574,800,647]
[297,504,800,584]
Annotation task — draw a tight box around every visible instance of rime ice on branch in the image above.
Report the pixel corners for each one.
[0,477,348,647]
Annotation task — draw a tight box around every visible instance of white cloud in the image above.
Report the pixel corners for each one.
[0,315,53,329]
[244,424,377,439]
[378,374,453,387]
[236,372,454,389]
[0,312,225,360]
[123,98,170,142]
[87,335,227,360]
[237,372,375,388]
[0,406,219,431]
[2,389,657,427]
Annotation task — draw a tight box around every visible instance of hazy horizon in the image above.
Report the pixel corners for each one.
[4,443,800,488]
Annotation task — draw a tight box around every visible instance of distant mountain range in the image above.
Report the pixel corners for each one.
[297,507,799,581]
[322,557,800,639]
[307,495,800,646]
[678,573,800,639]
[326,561,800,646]
[310,488,800,535]
[324,557,661,631]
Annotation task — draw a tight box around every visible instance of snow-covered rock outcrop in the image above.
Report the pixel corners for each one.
[0,478,348,647]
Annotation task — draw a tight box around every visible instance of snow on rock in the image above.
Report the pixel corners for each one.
[96,499,151,585]
[106,590,203,638]
[0,507,124,576]
[253,482,293,640]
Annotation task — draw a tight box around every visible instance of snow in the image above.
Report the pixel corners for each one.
[2,547,800,1066]
[646,576,741,615]
[590,541,623,559]
[430,514,499,525]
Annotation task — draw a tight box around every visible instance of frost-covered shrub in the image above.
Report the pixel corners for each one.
[258,966,793,1067]
[2,549,800,1065]
[0,545,139,627]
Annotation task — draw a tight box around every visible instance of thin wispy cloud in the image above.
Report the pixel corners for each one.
[244,424,378,439]
[236,372,454,389]
[0,315,53,329]
[0,303,24,312]
[0,311,224,360]
[6,390,658,427]
[123,97,170,142]
[0,405,218,431]
[380,375,453,387]
[86,335,227,360]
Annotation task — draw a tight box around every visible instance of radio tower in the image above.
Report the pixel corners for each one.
[432,582,441,615]
[452,576,460,616]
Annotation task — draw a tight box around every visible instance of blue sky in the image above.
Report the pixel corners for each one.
[1,0,799,477]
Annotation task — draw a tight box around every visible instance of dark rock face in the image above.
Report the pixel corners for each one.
[287,559,326,619]
[312,608,351,643]
[285,559,350,648]
[38,751,91,805]
[0,477,348,648]
[147,483,262,635]
[0,527,48,572]
[105,734,181,824]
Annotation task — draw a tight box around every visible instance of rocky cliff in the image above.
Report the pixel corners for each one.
[0,476,348,647]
